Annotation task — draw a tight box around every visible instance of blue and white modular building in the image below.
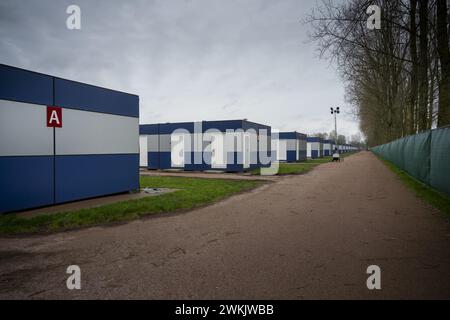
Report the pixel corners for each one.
[307,137,323,159]
[331,141,336,153]
[273,131,307,162]
[0,64,140,214]
[139,120,271,172]
[322,139,333,156]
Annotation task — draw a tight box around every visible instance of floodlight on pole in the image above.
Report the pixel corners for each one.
[330,107,340,152]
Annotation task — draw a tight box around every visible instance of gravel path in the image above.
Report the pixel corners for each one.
[1,151,449,299]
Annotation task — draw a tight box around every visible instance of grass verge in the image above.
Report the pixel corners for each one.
[276,158,331,175]
[252,154,357,175]
[376,154,450,219]
[0,176,265,235]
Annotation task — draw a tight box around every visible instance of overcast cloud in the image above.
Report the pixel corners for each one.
[0,0,360,138]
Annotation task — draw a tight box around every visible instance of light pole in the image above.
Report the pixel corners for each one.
[330,107,340,152]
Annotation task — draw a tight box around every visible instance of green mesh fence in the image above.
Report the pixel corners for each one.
[372,126,450,195]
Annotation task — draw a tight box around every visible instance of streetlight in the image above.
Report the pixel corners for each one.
[330,107,340,152]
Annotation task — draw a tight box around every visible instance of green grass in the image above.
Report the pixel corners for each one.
[276,158,329,175]
[0,176,264,235]
[251,152,358,175]
[252,156,341,175]
[376,155,450,219]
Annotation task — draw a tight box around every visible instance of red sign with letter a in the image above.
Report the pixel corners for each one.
[47,106,62,128]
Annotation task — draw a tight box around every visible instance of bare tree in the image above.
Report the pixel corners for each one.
[306,0,449,146]
[436,0,450,126]
[418,0,429,131]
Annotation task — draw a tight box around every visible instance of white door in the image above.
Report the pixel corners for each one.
[171,133,185,168]
[272,139,279,161]
[211,132,226,169]
[139,135,148,167]
[278,140,287,161]
[243,134,250,169]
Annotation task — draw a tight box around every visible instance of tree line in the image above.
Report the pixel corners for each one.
[306,0,450,147]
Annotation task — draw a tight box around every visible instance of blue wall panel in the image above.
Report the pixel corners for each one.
[159,152,172,169]
[286,150,297,162]
[148,152,160,169]
[204,120,243,132]
[0,156,54,213]
[140,124,159,135]
[1,65,139,214]
[55,154,139,204]
[311,150,319,159]
[279,132,296,140]
[55,78,139,117]
[0,64,53,105]
[159,122,194,134]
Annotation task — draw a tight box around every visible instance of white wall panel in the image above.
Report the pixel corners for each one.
[210,132,227,169]
[286,139,296,151]
[0,99,53,156]
[147,135,159,152]
[139,135,148,167]
[278,140,287,161]
[272,139,279,160]
[56,108,139,155]
[171,133,186,167]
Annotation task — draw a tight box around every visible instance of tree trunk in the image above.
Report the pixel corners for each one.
[436,0,450,127]
[418,0,429,131]
[409,0,419,134]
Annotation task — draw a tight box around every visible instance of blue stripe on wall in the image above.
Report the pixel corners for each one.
[0,156,54,213]
[203,120,243,132]
[147,150,262,172]
[140,124,159,135]
[158,122,195,134]
[55,154,139,204]
[0,64,53,106]
[279,132,297,140]
[55,78,139,118]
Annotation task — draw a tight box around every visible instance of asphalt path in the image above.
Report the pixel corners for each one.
[1,151,449,299]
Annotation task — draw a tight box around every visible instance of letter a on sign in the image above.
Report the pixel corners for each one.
[47,106,62,128]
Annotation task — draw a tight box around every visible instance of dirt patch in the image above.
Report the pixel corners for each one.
[140,169,278,181]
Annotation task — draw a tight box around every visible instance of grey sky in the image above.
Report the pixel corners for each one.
[0,0,360,138]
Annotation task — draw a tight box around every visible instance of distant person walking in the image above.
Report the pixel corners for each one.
[332,149,340,162]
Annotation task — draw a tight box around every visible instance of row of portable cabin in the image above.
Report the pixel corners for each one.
[139,124,358,170]
[0,64,358,214]
[139,120,272,172]
[307,138,358,159]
